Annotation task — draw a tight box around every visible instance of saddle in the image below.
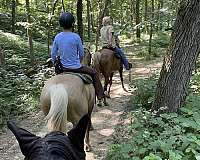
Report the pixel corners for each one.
[101,46,121,59]
[63,72,93,84]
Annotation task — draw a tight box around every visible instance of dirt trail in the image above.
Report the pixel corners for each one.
[0,56,162,160]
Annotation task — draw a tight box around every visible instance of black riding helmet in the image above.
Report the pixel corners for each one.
[59,12,75,29]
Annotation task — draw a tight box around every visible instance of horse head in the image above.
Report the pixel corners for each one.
[7,114,90,160]
[81,48,92,66]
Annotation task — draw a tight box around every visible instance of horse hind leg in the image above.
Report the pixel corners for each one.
[85,114,92,152]
[108,72,114,94]
[103,75,109,106]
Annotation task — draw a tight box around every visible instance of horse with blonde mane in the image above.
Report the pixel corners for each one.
[40,49,95,151]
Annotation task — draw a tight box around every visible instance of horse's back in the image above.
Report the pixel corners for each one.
[40,74,95,123]
[95,48,121,74]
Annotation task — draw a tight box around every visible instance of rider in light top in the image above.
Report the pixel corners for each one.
[51,12,109,100]
[100,16,132,70]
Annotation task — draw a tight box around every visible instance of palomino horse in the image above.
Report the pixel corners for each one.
[93,48,125,106]
[40,48,95,151]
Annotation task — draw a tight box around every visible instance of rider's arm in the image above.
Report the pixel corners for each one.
[51,39,58,63]
[108,26,114,46]
[77,36,84,61]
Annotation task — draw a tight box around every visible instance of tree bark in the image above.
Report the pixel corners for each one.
[148,0,154,55]
[144,0,148,33]
[47,0,59,56]
[159,0,164,30]
[90,1,95,33]
[25,0,34,66]
[77,0,83,42]
[61,0,65,12]
[87,0,91,42]
[135,0,140,39]
[152,0,200,112]
[11,0,16,34]
[0,47,5,65]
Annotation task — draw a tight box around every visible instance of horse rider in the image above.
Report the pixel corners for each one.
[100,16,132,70]
[51,12,109,100]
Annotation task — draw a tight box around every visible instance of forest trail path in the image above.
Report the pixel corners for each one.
[0,54,162,160]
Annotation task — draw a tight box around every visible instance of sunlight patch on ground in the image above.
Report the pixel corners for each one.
[99,109,113,115]
[86,152,96,160]
[110,85,132,98]
[98,128,114,137]
[92,116,105,124]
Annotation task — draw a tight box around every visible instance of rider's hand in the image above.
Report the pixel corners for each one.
[107,44,112,48]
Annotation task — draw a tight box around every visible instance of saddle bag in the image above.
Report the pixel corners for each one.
[54,56,63,74]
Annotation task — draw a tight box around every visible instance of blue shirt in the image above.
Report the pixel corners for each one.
[51,32,84,69]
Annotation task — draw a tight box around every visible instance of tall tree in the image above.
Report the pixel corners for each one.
[11,0,16,34]
[47,0,59,56]
[87,0,91,42]
[152,0,200,112]
[25,0,34,66]
[61,0,65,11]
[77,0,83,41]
[148,0,154,55]
[135,0,140,39]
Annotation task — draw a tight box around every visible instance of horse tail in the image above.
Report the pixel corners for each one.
[46,84,68,133]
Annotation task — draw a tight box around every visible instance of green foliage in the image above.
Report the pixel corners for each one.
[135,32,170,60]
[106,74,200,160]
[130,75,157,110]
[0,30,50,128]
[152,32,170,48]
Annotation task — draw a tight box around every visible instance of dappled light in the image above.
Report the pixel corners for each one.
[1,0,200,159]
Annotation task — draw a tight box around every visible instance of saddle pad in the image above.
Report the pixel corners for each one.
[63,72,93,84]
[101,47,121,59]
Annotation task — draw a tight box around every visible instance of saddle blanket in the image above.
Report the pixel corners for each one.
[63,72,93,84]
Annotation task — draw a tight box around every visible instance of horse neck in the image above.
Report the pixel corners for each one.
[82,49,91,66]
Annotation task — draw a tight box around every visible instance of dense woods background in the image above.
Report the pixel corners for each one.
[1,0,200,159]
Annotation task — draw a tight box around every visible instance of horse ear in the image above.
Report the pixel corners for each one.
[67,114,90,151]
[7,121,40,157]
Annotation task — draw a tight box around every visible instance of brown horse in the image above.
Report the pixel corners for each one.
[40,48,95,151]
[93,48,125,106]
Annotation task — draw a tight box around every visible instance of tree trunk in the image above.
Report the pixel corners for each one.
[25,0,34,66]
[11,0,16,34]
[104,0,111,16]
[87,0,91,42]
[156,0,161,31]
[61,0,65,12]
[152,0,200,112]
[135,0,140,39]
[148,0,154,55]
[47,0,59,56]
[130,0,135,29]
[159,0,164,30]
[144,0,148,33]
[77,0,83,42]
[90,1,95,33]
[0,47,5,65]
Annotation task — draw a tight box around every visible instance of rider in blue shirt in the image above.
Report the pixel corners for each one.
[51,12,109,100]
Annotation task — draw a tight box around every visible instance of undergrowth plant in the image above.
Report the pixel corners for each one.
[107,73,200,160]
[0,30,51,128]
